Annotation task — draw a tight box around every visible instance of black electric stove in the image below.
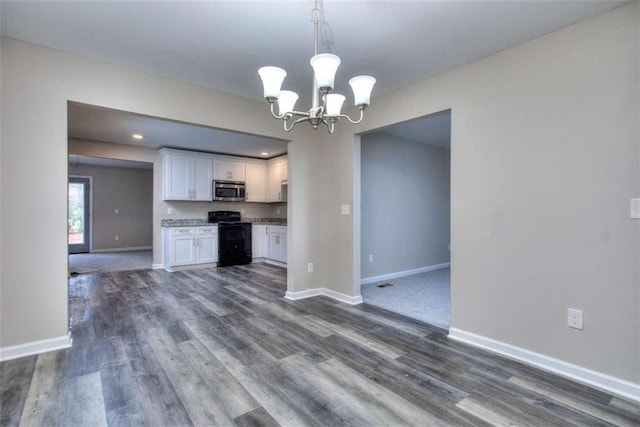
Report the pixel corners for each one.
[208,211,252,267]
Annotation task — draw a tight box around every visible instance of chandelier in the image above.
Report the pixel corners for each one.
[258,0,376,134]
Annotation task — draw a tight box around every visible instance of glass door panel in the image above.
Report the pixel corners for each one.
[68,177,90,253]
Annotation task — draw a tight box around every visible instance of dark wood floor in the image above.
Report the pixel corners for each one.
[1,263,639,426]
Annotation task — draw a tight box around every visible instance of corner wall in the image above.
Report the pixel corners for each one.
[320,3,640,386]
[0,37,316,352]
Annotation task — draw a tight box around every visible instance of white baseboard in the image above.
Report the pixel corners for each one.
[163,262,217,272]
[152,263,164,269]
[448,328,640,403]
[361,262,450,285]
[285,288,363,305]
[91,246,152,253]
[265,259,287,268]
[0,333,73,362]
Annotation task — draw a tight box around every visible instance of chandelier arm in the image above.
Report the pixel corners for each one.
[268,102,288,120]
[338,108,366,125]
[283,116,311,132]
[324,120,336,134]
[268,102,311,120]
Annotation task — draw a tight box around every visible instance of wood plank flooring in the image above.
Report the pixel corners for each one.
[1,263,639,426]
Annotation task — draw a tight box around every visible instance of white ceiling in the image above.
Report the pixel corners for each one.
[68,102,289,159]
[2,0,627,154]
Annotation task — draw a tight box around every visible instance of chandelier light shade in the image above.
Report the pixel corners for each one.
[277,90,299,115]
[258,0,375,133]
[258,66,287,100]
[325,94,346,117]
[349,75,377,107]
[310,53,341,91]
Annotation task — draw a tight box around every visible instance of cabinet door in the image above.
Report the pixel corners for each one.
[279,232,287,263]
[170,235,196,266]
[252,225,263,258]
[192,157,213,201]
[229,161,245,181]
[195,232,218,263]
[282,157,288,182]
[164,155,191,200]
[268,227,287,262]
[262,225,270,257]
[246,163,267,202]
[267,161,283,202]
[215,160,246,181]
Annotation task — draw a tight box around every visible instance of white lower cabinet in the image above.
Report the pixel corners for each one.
[268,226,287,263]
[252,224,286,264]
[163,226,218,270]
[251,224,269,259]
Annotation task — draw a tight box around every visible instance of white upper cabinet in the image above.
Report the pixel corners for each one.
[245,162,267,202]
[282,158,288,182]
[162,150,213,201]
[161,149,286,203]
[267,156,287,202]
[214,159,245,181]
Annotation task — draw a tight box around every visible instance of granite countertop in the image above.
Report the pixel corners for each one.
[161,218,287,227]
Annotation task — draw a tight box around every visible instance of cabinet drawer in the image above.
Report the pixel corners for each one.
[197,227,218,235]
[171,227,196,236]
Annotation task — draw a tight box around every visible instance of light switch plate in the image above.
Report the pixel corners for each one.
[631,198,640,219]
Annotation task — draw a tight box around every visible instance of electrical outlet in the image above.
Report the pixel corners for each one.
[341,204,350,215]
[368,254,374,263]
[114,235,119,241]
[241,208,245,215]
[114,208,119,214]
[307,262,314,273]
[567,308,583,330]
[167,207,174,215]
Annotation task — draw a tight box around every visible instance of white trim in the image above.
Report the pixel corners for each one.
[448,328,640,403]
[0,333,72,362]
[265,259,287,268]
[91,246,152,253]
[163,262,217,272]
[361,262,451,285]
[285,288,363,305]
[152,263,164,269]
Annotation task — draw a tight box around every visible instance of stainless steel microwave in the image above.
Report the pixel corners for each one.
[213,180,246,202]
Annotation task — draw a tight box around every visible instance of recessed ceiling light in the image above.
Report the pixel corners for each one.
[261,152,269,156]
[132,133,144,140]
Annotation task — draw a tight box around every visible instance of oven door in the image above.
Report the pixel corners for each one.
[218,223,252,267]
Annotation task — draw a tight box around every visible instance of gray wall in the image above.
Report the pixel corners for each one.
[361,132,450,278]
[70,163,153,251]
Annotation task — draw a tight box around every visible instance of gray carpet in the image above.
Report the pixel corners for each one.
[361,267,450,329]
[69,250,152,274]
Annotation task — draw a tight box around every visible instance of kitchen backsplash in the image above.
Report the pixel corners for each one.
[160,200,287,222]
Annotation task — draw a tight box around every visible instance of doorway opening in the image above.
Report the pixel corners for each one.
[359,109,451,330]
[67,155,154,274]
